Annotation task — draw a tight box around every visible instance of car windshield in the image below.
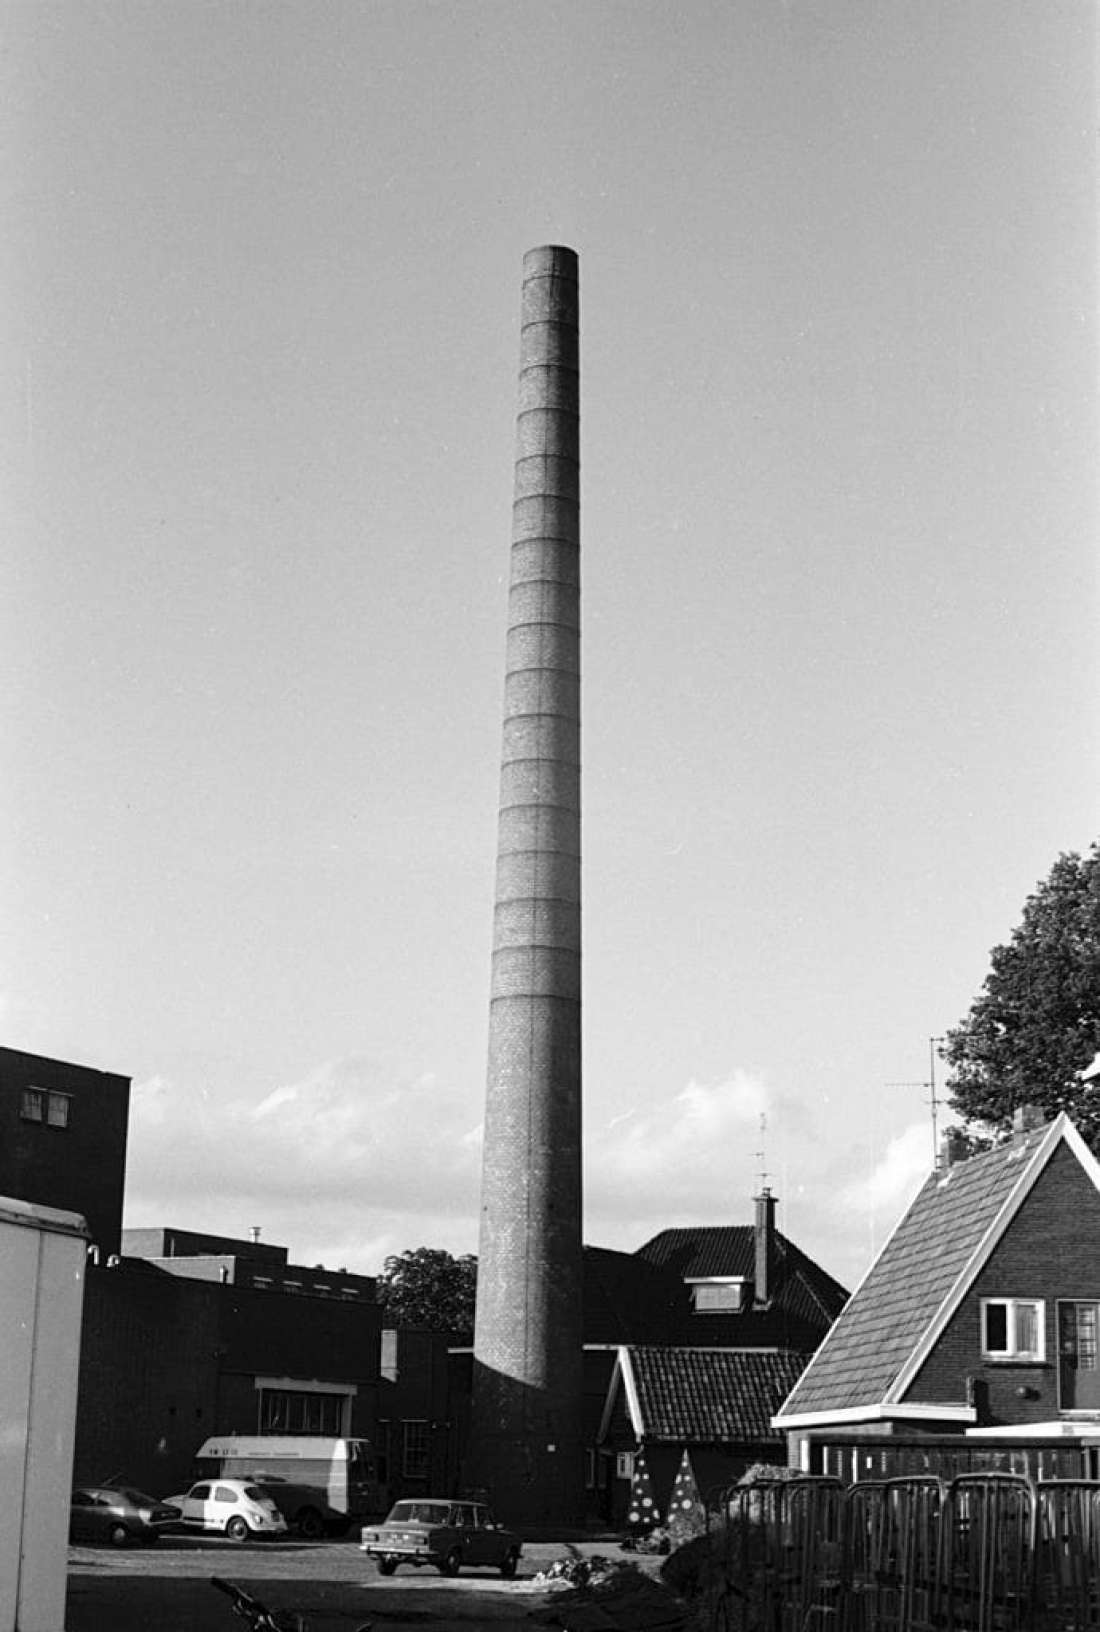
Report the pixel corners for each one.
[119,1489,155,1506]
[387,1501,451,1524]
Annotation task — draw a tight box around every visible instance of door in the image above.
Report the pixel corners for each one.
[1058,1302,1100,1410]
[179,1483,212,1528]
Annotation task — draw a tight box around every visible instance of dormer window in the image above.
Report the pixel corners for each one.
[689,1277,748,1313]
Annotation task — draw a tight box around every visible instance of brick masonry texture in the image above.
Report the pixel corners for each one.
[470,247,584,1523]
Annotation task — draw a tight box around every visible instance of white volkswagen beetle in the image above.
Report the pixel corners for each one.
[173,1478,288,1541]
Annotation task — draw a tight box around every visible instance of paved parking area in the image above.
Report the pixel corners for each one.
[65,1533,663,1632]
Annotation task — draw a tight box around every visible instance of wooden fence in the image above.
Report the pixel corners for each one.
[708,1474,1100,1631]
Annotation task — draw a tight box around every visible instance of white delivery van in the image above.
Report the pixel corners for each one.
[193,1436,377,1537]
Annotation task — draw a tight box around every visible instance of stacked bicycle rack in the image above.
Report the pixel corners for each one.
[710,1473,1100,1631]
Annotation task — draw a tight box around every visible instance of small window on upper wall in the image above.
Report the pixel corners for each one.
[981,1297,1045,1361]
[47,1092,72,1128]
[20,1088,44,1122]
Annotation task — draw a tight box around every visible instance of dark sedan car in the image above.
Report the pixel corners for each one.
[360,1498,522,1576]
[70,1485,180,1546]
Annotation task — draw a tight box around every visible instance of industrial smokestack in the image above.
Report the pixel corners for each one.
[468,246,583,1524]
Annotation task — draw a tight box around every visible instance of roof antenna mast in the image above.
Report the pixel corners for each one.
[887,1036,947,1168]
[755,1113,770,1193]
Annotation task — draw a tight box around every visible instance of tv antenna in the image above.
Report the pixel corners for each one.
[886,1036,946,1166]
[755,1113,771,1192]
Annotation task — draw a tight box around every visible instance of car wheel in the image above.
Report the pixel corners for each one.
[226,1516,250,1542]
[296,1508,325,1541]
[439,1547,462,1577]
[377,1558,397,1576]
[499,1548,519,1579]
[108,1523,129,1548]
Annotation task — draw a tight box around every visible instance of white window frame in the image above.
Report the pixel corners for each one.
[980,1297,1046,1362]
[688,1276,748,1312]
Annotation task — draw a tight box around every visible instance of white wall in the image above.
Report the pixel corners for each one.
[0,1197,87,1632]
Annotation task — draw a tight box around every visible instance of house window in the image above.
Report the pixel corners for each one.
[402,1420,429,1480]
[258,1387,345,1435]
[981,1297,1045,1361]
[691,1279,746,1312]
[381,1329,398,1382]
[615,1451,635,1480]
[20,1088,71,1126]
[47,1092,72,1128]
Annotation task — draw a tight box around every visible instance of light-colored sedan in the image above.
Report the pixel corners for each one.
[173,1478,288,1541]
[360,1498,522,1576]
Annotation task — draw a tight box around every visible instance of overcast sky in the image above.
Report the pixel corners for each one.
[3,1,1096,1290]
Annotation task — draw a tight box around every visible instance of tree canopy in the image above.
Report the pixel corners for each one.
[943,845,1100,1148]
[378,1246,477,1333]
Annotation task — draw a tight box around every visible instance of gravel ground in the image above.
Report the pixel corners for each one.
[64,1532,667,1632]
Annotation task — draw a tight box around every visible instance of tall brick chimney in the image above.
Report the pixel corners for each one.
[754,1188,776,1306]
[468,247,583,1525]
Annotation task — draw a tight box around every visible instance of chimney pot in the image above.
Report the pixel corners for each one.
[940,1127,970,1168]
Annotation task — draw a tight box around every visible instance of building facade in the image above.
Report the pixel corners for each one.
[0,1046,130,1257]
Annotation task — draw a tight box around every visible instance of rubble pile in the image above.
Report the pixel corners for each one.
[531,1557,686,1631]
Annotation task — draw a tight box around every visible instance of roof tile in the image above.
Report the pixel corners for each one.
[779,1123,1053,1417]
[629,1346,809,1443]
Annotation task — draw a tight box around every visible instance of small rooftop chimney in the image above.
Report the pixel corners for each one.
[1012,1104,1046,1136]
[249,1226,261,1245]
[754,1188,776,1305]
[940,1126,971,1169]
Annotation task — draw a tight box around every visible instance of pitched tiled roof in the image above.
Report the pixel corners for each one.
[583,1247,684,1344]
[636,1226,848,1325]
[626,1345,809,1443]
[778,1118,1069,1420]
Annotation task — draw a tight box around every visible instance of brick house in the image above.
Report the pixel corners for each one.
[436,1199,847,1523]
[775,1109,1100,1471]
[0,1046,130,1256]
[598,1345,809,1518]
[589,1193,848,1521]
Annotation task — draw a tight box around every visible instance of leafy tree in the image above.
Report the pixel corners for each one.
[378,1247,477,1333]
[943,845,1100,1148]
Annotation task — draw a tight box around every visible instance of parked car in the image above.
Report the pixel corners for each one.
[69,1485,181,1547]
[243,1475,344,1539]
[360,1498,522,1577]
[171,1479,289,1541]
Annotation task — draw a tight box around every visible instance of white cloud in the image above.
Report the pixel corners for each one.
[124,1057,484,1274]
[840,1119,936,1217]
[123,1057,941,1293]
[585,1070,782,1246]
